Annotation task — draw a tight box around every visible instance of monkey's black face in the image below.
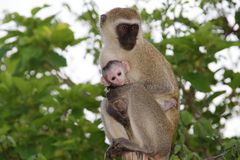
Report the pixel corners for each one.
[116,23,139,50]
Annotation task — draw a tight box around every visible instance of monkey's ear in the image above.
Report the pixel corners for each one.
[101,76,110,87]
[122,60,130,72]
[100,14,107,27]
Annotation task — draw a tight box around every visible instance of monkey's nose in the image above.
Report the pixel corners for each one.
[119,80,125,86]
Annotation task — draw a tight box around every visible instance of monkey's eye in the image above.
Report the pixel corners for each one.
[119,24,128,32]
[117,72,122,76]
[131,24,139,31]
[111,77,116,81]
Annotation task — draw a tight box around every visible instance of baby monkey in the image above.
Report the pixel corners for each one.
[101,61,176,159]
[101,60,130,88]
[101,60,177,112]
[101,60,131,129]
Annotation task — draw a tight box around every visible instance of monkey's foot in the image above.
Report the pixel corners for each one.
[104,140,124,160]
[162,98,177,111]
[111,138,131,152]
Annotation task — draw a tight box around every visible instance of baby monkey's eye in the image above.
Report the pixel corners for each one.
[112,77,116,81]
[117,72,122,76]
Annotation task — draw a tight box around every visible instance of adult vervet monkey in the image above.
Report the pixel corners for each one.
[99,8,179,160]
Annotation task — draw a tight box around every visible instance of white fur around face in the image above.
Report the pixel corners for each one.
[102,19,143,46]
[113,18,140,26]
[99,18,144,68]
[101,19,141,44]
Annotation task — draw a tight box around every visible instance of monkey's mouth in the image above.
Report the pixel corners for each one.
[123,44,135,50]
[119,38,136,50]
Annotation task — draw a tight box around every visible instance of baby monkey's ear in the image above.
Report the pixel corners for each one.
[101,76,110,87]
[100,14,107,27]
[121,60,130,72]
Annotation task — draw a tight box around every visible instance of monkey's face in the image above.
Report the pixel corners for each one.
[100,8,141,50]
[101,61,129,87]
[116,23,139,50]
[105,64,128,86]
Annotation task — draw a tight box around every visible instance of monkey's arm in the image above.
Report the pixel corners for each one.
[140,44,179,99]
[106,100,130,128]
[100,99,129,143]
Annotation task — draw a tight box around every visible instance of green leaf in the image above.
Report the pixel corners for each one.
[0,30,22,43]
[34,26,51,41]
[193,118,214,138]
[0,125,10,135]
[3,12,25,24]
[0,135,16,148]
[181,111,193,126]
[31,4,50,16]
[170,155,181,160]
[224,70,240,89]
[31,7,42,16]
[184,72,212,92]
[50,23,74,49]
[13,47,43,75]
[42,14,57,24]
[174,144,182,154]
[206,90,225,104]
[13,77,32,94]
[215,104,226,115]
[0,47,10,59]
[0,83,9,93]
[235,10,240,25]
[18,36,33,46]
[46,52,66,68]
[230,72,240,89]
[194,23,240,53]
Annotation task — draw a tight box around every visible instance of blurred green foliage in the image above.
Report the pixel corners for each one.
[0,0,240,160]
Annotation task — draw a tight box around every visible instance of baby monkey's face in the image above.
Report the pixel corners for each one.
[106,63,128,86]
[101,60,130,87]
